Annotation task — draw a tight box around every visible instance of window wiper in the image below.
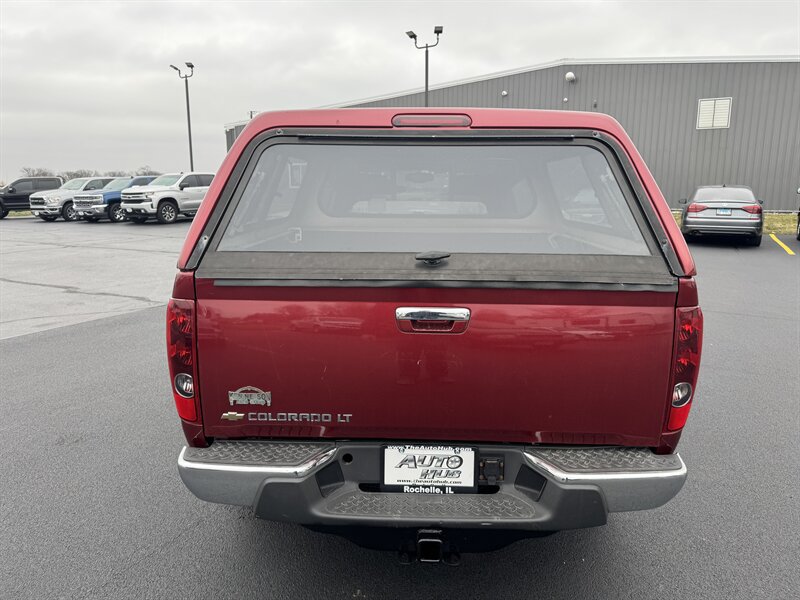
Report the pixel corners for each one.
[415,251,451,266]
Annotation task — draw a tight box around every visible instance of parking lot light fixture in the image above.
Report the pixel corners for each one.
[405,26,444,107]
[170,62,195,171]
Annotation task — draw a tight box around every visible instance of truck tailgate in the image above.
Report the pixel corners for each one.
[196,282,675,446]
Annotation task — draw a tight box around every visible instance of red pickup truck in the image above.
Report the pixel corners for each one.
[169,108,702,562]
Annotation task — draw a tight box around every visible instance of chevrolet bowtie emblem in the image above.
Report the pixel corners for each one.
[221,412,245,421]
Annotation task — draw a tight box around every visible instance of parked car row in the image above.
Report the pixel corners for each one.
[3,176,798,239]
[0,172,215,224]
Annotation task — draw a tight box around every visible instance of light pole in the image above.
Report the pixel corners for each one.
[170,62,195,171]
[406,26,443,107]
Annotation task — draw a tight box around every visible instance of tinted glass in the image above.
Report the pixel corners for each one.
[693,187,755,202]
[181,175,199,187]
[198,174,214,186]
[14,180,34,193]
[34,179,58,190]
[218,143,650,256]
[132,177,155,186]
[150,174,181,186]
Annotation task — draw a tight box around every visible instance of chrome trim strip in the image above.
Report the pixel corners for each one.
[523,451,686,483]
[395,307,471,322]
[177,446,336,476]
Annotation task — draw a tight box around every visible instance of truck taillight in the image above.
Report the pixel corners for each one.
[667,306,703,431]
[167,298,198,422]
[686,203,707,213]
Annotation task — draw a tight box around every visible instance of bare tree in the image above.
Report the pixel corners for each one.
[59,169,98,180]
[104,170,131,177]
[21,167,55,177]
[135,165,162,176]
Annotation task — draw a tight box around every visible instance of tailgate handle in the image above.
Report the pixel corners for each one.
[395,307,470,333]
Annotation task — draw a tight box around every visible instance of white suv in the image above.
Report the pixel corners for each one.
[120,172,214,224]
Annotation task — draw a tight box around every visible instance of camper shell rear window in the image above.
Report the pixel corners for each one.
[198,133,675,288]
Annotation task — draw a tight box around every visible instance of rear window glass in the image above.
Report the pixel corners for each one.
[693,187,755,202]
[217,144,650,256]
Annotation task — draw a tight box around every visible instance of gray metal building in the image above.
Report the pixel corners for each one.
[225,57,800,210]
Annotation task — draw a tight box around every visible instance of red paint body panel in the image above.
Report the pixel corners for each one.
[195,282,676,446]
[170,108,704,451]
[177,108,695,277]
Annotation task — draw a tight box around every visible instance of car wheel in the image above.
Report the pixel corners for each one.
[746,235,762,247]
[39,215,58,222]
[61,201,78,222]
[156,200,178,224]
[129,216,147,224]
[796,217,800,241]
[108,203,126,223]
[0,208,8,219]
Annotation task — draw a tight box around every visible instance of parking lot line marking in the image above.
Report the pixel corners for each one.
[769,234,796,256]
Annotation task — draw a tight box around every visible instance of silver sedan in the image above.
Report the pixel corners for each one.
[679,185,763,246]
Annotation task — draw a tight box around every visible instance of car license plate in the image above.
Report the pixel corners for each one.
[716,208,732,215]
[383,445,476,493]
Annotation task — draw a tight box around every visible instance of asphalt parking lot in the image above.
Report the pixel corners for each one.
[0,219,190,339]
[1,218,798,599]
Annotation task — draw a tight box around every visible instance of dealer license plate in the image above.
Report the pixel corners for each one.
[383,445,476,493]
[716,208,732,215]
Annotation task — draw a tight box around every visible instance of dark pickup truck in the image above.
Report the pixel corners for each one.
[0,176,63,218]
[168,108,702,561]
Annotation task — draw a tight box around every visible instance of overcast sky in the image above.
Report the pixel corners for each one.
[1,0,798,183]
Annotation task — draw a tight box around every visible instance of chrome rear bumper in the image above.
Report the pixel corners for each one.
[523,447,686,512]
[178,442,687,529]
[682,216,761,235]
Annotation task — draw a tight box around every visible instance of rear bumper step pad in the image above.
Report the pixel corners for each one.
[178,442,686,529]
[524,447,685,513]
